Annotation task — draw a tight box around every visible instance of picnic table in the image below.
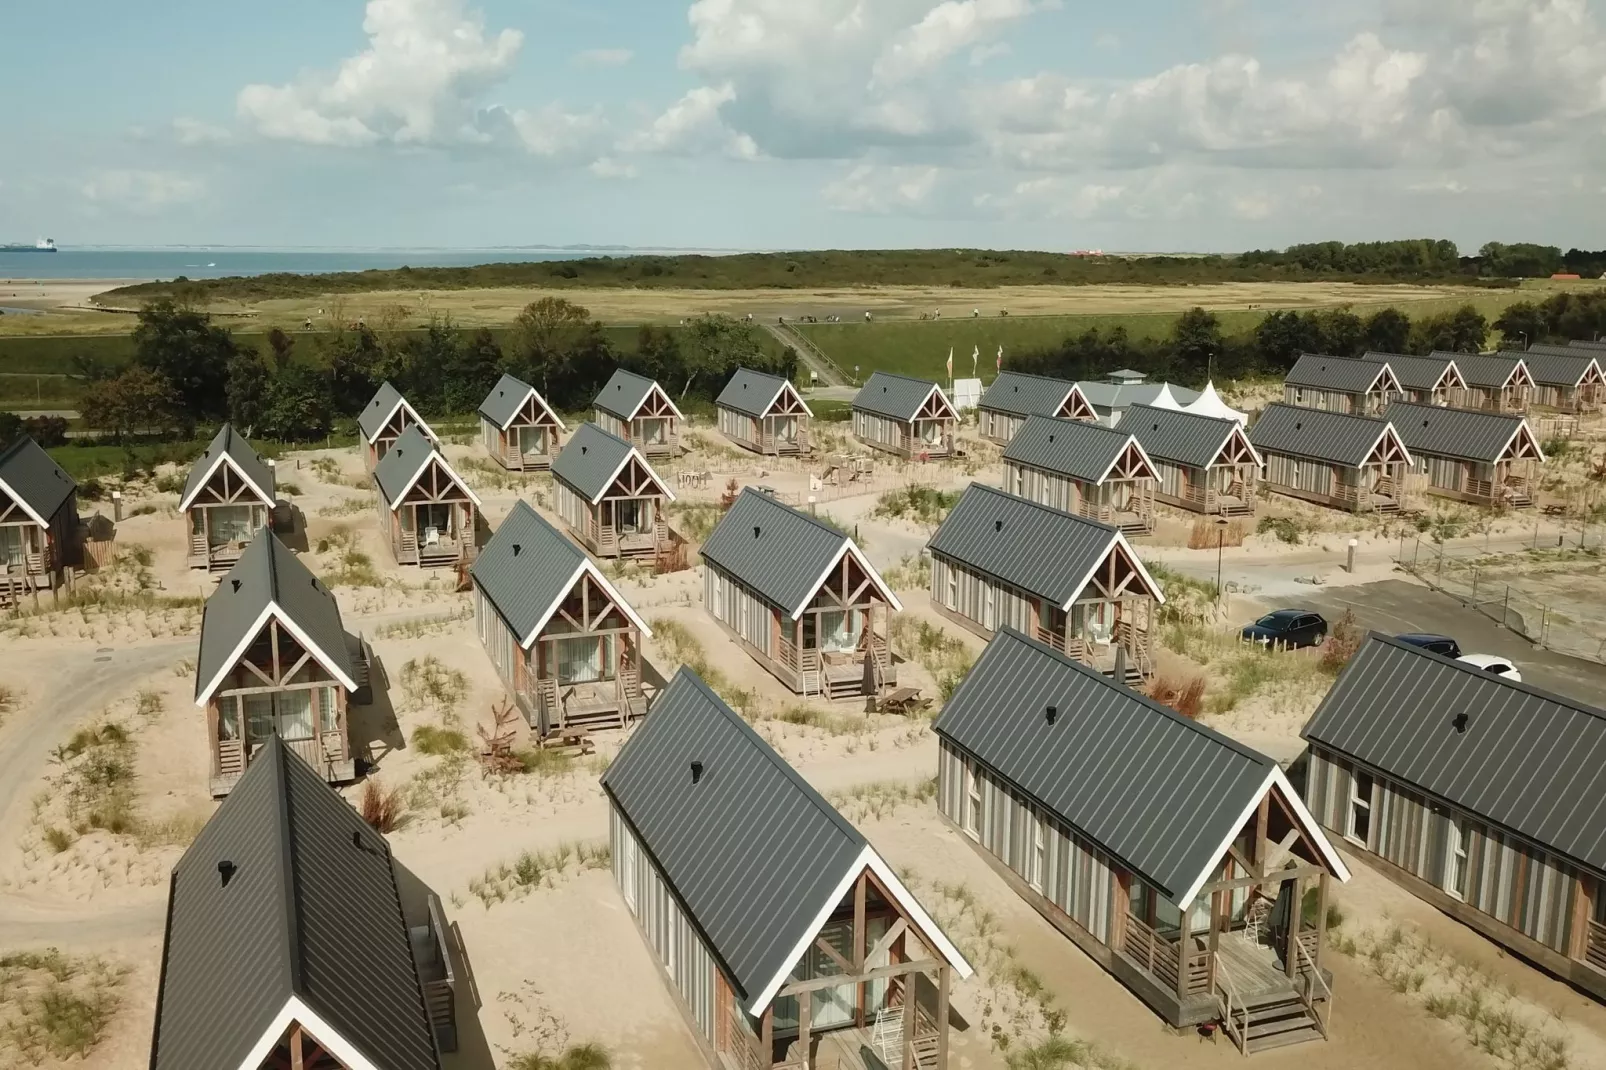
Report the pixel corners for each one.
[1542,503,1568,517]
[877,687,930,715]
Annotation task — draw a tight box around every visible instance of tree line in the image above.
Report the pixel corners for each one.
[71,298,792,443]
[1239,240,1606,280]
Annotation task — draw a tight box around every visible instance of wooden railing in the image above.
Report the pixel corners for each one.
[1214,952,1248,1053]
[216,738,246,779]
[1467,477,1494,499]
[1586,919,1606,973]
[1122,914,1210,995]
[1292,928,1332,1037]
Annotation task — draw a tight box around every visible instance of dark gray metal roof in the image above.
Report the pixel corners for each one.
[935,628,1278,905]
[1505,347,1599,387]
[1435,352,1524,388]
[1076,380,1201,410]
[373,424,438,506]
[0,433,75,524]
[1285,353,1391,392]
[978,371,1079,418]
[196,528,355,702]
[1382,400,1529,463]
[151,738,440,1070]
[1249,403,1396,468]
[1002,415,1145,483]
[716,368,795,419]
[1569,339,1606,351]
[601,668,868,1006]
[358,381,409,442]
[1362,351,1461,392]
[700,488,854,615]
[1302,634,1606,875]
[477,373,560,430]
[852,371,947,421]
[927,484,1140,607]
[1124,403,1246,469]
[551,422,655,504]
[594,369,664,420]
[180,424,275,509]
[470,500,587,644]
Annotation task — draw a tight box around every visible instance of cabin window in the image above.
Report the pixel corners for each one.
[209,505,255,545]
[982,587,996,630]
[620,833,638,910]
[1443,814,1469,900]
[243,692,313,742]
[556,635,616,685]
[944,568,957,610]
[1347,770,1374,846]
[418,502,456,543]
[317,688,339,735]
[1012,466,1023,495]
[818,609,863,654]
[1028,816,1047,892]
[776,415,798,443]
[963,764,981,838]
[640,417,668,445]
[772,915,891,1036]
[518,425,547,455]
[0,526,24,568]
[616,498,655,535]
[218,698,241,741]
[920,420,944,446]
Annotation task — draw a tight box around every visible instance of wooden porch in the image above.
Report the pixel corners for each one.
[1162,464,1257,517]
[510,572,648,740]
[487,424,558,471]
[378,466,478,568]
[0,527,57,600]
[1033,604,1155,683]
[408,892,459,1053]
[769,570,896,701]
[1076,481,1155,536]
[627,412,681,458]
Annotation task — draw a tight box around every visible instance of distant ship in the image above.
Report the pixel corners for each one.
[0,238,58,253]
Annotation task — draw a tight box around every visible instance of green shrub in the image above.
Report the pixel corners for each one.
[1256,515,1301,545]
[412,725,469,755]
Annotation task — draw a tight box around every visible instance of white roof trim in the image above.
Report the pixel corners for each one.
[776,378,814,419]
[516,557,652,649]
[1369,424,1414,469]
[0,473,49,527]
[620,380,686,422]
[790,540,903,620]
[1060,383,1095,418]
[494,384,567,432]
[586,446,676,506]
[745,845,974,1016]
[1174,767,1351,911]
[1061,530,1166,610]
[1207,423,1263,470]
[1090,434,1160,485]
[364,395,435,445]
[383,448,484,510]
[178,450,274,512]
[195,602,359,706]
[1500,419,1546,465]
[917,382,958,421]
[228,995,392,1070]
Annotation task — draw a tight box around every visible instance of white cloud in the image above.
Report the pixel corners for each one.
[621,83,759,159]
[822,164,941,213]
[575,48,633,67]
[589,157,637,180]
[80,170,205,213]
[1231,194,1273,220]
[1408,177,1468,193]
[172,118,232,146]
[969,42,1011,66]
[872,0,1043,85]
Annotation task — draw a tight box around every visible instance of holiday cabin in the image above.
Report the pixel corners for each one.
[1001,415,1158,536]
[1512,346,1605,413]
[150,738,456,1070]
[180,424,276,571]
[1124,404,1262,516]
[603,668,973,1070]
[700,488,901,700]
[926,484,1164,682]
[1301,634,1606,1002]
[372,424,482,568]
[552,422,678,562]
[0,433,77,603]
[977,371,1096,446]
[594,369,683,459]
[1383,401,1544,509]
[1248,404,1414,514]
[357,381,436,471]
[1437,352,1532,413]
[1282,354,1400,415]
[1361,351,1467,408]
[477,373,566,470]
[936,628,1350,1053]
[194,529,367,797]
[851,372,959,459]
[716,368,813,456]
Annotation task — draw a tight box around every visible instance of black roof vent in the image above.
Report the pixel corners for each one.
[581,445,587,455]
[218,860,237,888]
[352,830,363,848]
[690,760,704,784]
[753,525,761,538]
[994,519,1003,532]
[512,543,521,556]
[1048,434,1055,442]
[1452,712,1470,734]
[1045,705,1058,725]
[231,579,241,593]
[1295,422,1302,430]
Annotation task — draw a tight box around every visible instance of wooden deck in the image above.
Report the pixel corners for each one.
[1215,934,1298,1003]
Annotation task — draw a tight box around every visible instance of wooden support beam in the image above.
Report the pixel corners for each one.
[1314,871,1330,971]
[760,1007,773,1067]
[1286,875,1303,979]
[1196,862,1329,896]
[798,980,811,1070]
[901,969,917,1070]
[936,964,950,1070]
[853,871,868,1025]
[778,957,941,996]
[289,1025,304,1070]
[867,917,908,964]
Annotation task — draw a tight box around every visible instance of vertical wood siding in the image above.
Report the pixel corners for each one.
[474,583,518,687]
[1156,460,1191,499]
[611,807,719,1044]
[704,565,774,655]
[553,480,589,533]
[1284,386,1359,413]
[1004,461,1083,513]
[939,742,1113,943]
[718,407,760,446]
[1265,453,1339,496]
[853,410,908,452]
[929,554,1038,634]
[983,410,1025,443]
[595,410,629,440]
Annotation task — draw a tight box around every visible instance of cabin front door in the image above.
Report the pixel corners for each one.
[517,426,547,455]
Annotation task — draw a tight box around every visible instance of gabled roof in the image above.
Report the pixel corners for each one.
[150,738,440,1070]
[1124,403,1261,469]
[1382,401,1542,464]
[550,422,674,505]
[927,484,1164,611]
[1569,339,1606,351]
[357,381,433,444]
[0,434,75,526]
[978,371,1088,419]
[716,368,812,420]
[1285,353,1396,393]
[373,424,483,509]
[594,369,684,421]
[1362,351,1464,392]
[1248,403,1412,468]
[936,629,1347,909]
[602,668,971,1015]
[470,500,650,648]
[1437,351,1527,389]
[477,373,566,431]
[700,488,901,619]
[1302,634,1606,875]
[852,371,953,422]
[1076,380,1201,411]
[1505,347,1601,388]
[178,424,276,511]
[195,528,358,704]
[1003,415,1157,484]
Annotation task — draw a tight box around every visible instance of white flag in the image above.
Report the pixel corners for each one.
[997,344,1003,373]
[945,347,953,379]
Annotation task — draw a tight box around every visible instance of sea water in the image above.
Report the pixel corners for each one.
[0,246,643,281]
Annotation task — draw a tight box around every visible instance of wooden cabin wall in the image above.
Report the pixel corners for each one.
[938,742,1116,944]
[1265,454,1339,496]
[552,480,592,534]
[704,566,775,655]
[473,583,520,687]
[593,410,630,440]
[929,555,1038,635]
[479,416,500,456]
[852,410,906,452]
[982,410,1027,443]
[611,806,719,1045]
[1004,461,1083,513]
[717,407,760,447]
[1307,749,1585,959]
[1155,460,1193,500]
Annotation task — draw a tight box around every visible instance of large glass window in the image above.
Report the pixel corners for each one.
[518,425,547,455]
[556,635,615,685]
[318,688,339,735]
[616,498,654,534]
[818,610,863,654]
[209,505,255,544]
[772,916,891,1035]
[242,691,315,742]
[418,503,455,544]
[1029,817,1047,891]
[641,418,667,445]
[1348,770,1374,846]
[0,526,24,568]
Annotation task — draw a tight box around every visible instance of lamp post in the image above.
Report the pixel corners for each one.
[1215,516,1231,601]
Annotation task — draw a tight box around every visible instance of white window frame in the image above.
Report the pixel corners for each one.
[944,568,957,610]
[620,833,638,910]
[1443,813,1468,901]
[1028,815,1046,892]
[1346,769,1374,847]
[1012,466,1023,495]
[963,763,981,839]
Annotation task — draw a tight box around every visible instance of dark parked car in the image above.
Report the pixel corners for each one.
[1241,610,1328,649]
[1395,633,1462,659]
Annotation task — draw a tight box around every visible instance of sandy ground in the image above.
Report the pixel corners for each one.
[4,416,1606,1069]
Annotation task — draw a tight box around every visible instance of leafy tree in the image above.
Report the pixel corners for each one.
[1492,302,1545,348]
[80,366,181,442]
[1169,307,1223,377]
[22,415,69,447]
[265,327,295,372]
[321,326,384,415]
[0,411,23,445]
[1254,311,1318,371]
[130,299,235,431]
[1311,308,1364,358]
[510,297,599,399]
[441,327,503,413]
[261,363,333,440]
[1478,242,1563,278]
[226,348,274,434]
[1408,304,1487,354]
[676,315,770,396]
[1362,308,1411,353]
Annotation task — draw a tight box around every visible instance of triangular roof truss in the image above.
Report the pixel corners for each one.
[628,381,685,421]
[517,557,651,648]
[195,605,359,705]
[1180,772,1351,910]
[1095,437,1160,484]
[915,386,958,423]
[1067,535,1166,610]
[393,453,483,510]
[180,453,274,512]
[592,451,675,506]
[1057,385,1097,422]
[1206,423,1263,469]
[795,541,903,620]
[366,396,433,445]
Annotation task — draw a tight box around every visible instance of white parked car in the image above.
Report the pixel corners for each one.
[1456,653,1522,683]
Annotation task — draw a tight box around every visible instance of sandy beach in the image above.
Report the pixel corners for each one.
[0,279,149,310]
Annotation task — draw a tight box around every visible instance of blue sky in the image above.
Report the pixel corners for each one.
[3,0,1604,252]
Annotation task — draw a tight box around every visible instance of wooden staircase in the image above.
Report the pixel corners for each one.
[1240,996,1326,1053]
